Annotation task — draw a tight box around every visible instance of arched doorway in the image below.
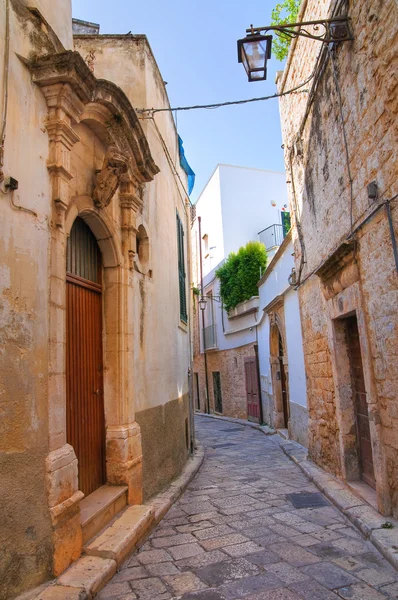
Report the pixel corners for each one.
[66,217,106,496]
[270,313,289,430]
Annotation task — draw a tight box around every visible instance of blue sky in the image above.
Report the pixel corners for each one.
[72,0,287,203]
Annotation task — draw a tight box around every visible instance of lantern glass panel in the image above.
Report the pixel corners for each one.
[243,39,267,72]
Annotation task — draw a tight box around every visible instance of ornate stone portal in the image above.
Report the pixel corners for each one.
[28,50,159,575]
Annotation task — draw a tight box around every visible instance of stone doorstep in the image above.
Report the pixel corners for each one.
[277,436,398,571]
[84,505,155,565]
[80,485,128,545]
[22,443,205,600]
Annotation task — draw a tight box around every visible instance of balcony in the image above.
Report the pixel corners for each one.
[258,224,284,252]
[203,324,217,350]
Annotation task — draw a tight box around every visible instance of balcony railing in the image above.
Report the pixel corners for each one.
[203,324,217,350]
[258,224,284,252]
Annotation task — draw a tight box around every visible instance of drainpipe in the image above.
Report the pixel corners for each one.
[254,328,264,425]
[186,199,195,453]
[198,216,210,414]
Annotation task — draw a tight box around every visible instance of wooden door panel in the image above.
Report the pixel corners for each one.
[346,317,375,489]
[245,357,260,422]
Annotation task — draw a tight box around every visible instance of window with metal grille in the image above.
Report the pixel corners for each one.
[212,371,223,414]
[176,211,187,323]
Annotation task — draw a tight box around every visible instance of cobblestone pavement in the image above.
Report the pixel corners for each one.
[97,416,398,599]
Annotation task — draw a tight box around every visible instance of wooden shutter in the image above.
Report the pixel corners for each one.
[176,212,187,322]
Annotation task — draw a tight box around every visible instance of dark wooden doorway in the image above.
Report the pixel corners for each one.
[346,316,376,489]
[245,357,261,422]
[66,217,106,497]
[279,331,289,428]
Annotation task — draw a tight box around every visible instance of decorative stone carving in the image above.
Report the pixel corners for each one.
[93,146,128,209]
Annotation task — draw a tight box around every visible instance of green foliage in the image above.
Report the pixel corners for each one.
[271,0,301,61]
[216,241,267,313]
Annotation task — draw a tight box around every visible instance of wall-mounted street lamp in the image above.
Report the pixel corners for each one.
[237,15,353,82]
[199,295,222,311]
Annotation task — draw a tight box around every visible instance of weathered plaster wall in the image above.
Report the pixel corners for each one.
[136,395,190,500]
[0,1,64,596]
[278,0,398,513]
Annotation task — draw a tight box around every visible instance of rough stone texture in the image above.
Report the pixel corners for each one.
[135,395,190,500]
[98,417,398,599]
[193,342,257,419]
[278,0,398,516]
[288,401,309,448]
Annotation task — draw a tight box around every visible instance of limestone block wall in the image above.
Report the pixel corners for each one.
[278,0,398,514]
[193,341,258,419]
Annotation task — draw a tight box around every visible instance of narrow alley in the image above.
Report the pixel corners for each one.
[97,417,398,600]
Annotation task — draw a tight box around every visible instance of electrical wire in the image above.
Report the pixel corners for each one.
[136,72,315,115]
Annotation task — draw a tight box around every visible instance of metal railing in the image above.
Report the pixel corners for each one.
[258,224,284,251]
[203,324,217,350]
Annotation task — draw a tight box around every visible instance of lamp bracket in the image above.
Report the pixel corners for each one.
[247,16,353,44]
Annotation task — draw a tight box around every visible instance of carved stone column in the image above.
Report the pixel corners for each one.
[41,82,84,574]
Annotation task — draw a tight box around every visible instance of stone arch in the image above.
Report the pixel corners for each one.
[65,196,122,268]
[269,307,290,429]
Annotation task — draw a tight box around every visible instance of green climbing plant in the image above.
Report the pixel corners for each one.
[271,0,301,61]
[216,241,267,313]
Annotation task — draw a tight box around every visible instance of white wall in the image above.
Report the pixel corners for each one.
[257,238,307,409]
[284,289,307,408]
[195,164,288,278]
[219,165,288,258]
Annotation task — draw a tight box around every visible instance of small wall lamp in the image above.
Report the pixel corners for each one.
[237,16,353,82]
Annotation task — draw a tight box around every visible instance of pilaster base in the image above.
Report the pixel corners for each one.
[106,423,143,505]
[45,444,83,575]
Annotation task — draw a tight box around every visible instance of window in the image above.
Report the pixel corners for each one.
[212,371,223,414]
[176,212,187,323]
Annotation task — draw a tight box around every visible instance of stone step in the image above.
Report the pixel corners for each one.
[80,485,128,545]
[84,504,155,567]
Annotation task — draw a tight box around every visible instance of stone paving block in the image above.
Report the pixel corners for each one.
[335,583,388,599]
[292,534,319,547]
[265,561,309,584]
[196,558,260,586]
[146,562,180,576]
[152,533,196,548]
[332,536,374,555]
[245,550,281,568]
[194,525,235,540]
[245,588,302,600]
[303,542,346,560]
[301,561,359,589]
[175,550,228,570]
[220,573,283,599]
[189,512,220,523]
[129,576,170,599]
[380,581,398,596]
[137,549,173,564]
[110,566,148,583]
[289,579,341,600]
[33,586,88,600]
[163,572,208,595]
[332,555,365,571]
[356,566,397,586]
[270,542,322,566]
[168,543,205,560]
[180,589,226,600]
[200,533,249,551]
[96,581,132,598]
[223,541,264,557]
[177,522,214,533]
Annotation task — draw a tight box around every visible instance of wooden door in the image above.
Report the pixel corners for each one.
[346,316,376,489]
[279,332,289,428]
[66,218,106,497]
[245,357,260,422]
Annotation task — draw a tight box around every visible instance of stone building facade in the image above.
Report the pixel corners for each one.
[0,2,192,598]
[278,0,398,515]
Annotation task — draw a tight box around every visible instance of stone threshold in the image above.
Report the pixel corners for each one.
[195,411,276,436]
[273,435,398,571]
[18,443,205,600]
